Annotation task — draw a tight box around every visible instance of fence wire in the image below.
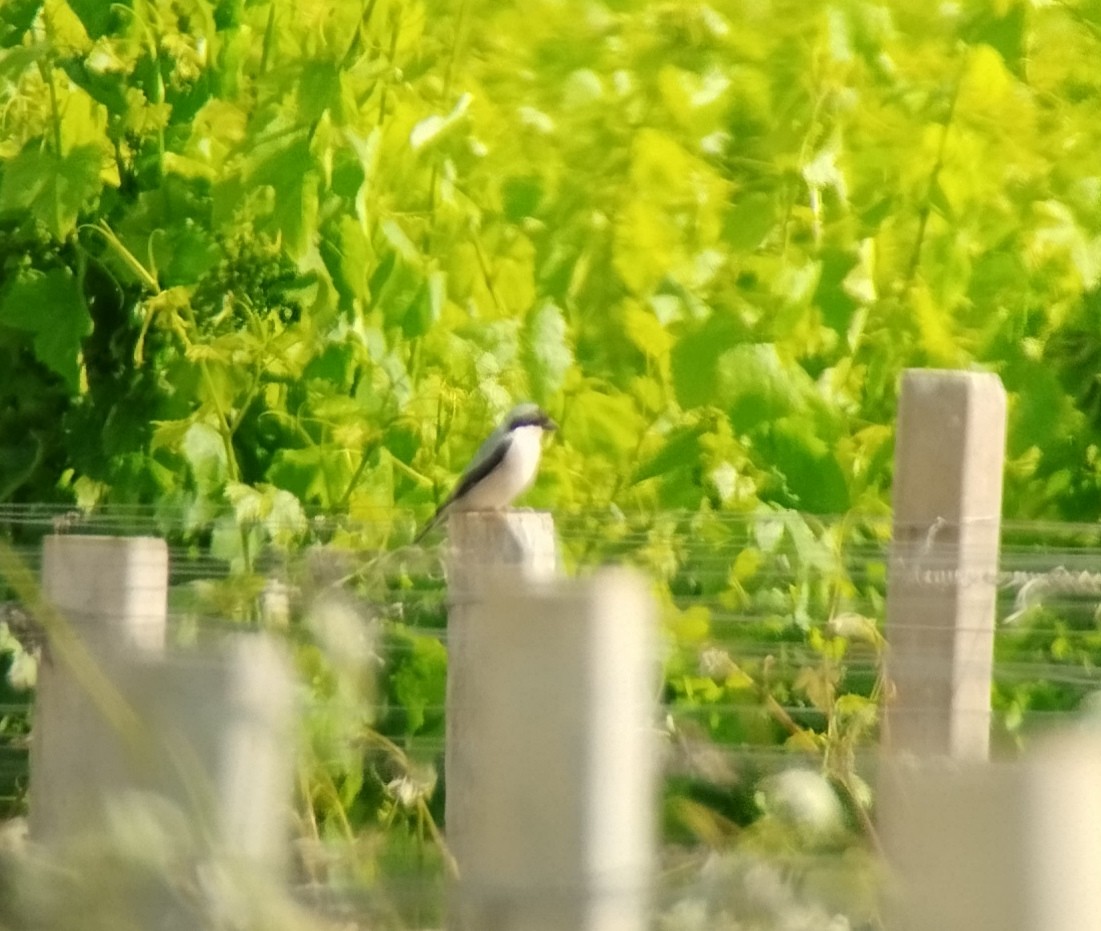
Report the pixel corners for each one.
[2,504,1101,928]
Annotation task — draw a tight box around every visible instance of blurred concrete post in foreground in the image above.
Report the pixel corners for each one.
[883,369,1006,760]
[138,635,296,875]
[30,534,169,843]
[882,735,1101,931]
[446,512,657,931]
[29,534,295,878]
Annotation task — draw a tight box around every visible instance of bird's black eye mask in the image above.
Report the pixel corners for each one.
[510,412,557,431]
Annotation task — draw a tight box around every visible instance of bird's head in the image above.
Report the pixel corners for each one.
[504,403,557,433]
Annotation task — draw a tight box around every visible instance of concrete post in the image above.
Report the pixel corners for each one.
[29,535,295,878]
[880,370,1010,929]
[883,735,1101,930]
[445,510,559,877]
[445,512,657,931]
[882,370,1006,760]
[29,534,168,843]
[137,635,296,875]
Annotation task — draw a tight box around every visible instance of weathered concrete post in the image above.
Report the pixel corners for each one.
[29,535,295,875]
[879,370,1010,930]
[883,369,1006,759]
[30,534,168,843]
[884,735,1101,931]
[446,512,657,931]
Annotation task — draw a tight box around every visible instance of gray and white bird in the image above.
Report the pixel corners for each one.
[414,403,557,542]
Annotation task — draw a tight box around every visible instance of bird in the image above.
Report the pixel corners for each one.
[414,403,557,543]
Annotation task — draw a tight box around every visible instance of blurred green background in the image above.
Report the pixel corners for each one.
[4,1,1101,928]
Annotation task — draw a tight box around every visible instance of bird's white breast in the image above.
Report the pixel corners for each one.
[458,425,545,510]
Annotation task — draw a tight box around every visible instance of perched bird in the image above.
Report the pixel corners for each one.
[414,403,557,542]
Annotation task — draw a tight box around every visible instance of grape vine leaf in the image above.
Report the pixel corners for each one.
[0,269,91,393]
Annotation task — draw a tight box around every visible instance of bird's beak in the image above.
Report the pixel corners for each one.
[543,415,558,431]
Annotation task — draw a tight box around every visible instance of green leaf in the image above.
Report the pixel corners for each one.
[632,423,704,485]
[330,215,375,308]
[668,604,711,643]
[268,445,356,507]
[228,482,308,548]
[60,79,112,150]
[266,447,324,502]
[502,175,542,221]
[155,223,220,287]
[961,0,1028,78]
[624,301,673,361]
[241,132,318,258]
[388,632,447,736]
[0,44,43,80]
[565,389,643,462]
[762,418,850,514]
[305,348,360,401]
[781,511,837,574]
[524,302,573,404]
[209,513,260,569]
[722,191,777,252]
[181,422,228,492]
[814,248,859,335]
[715,343,814,433]
[0,269,91,392]
[0,0,41,48]
[403,267,444,339]
[298,59,344,124]
[657,65,731,137]
[65,0,118,38]
[373,249,424,334]
[670,313,744,409]
[1005,359,1071,457]
[0,144,106,239]
[613,198,677,295]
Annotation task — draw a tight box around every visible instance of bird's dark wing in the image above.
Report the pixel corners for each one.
[448,431,512,503]
[413,433,514,543]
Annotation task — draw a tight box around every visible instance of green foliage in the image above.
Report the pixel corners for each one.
[8,0,1101,921]
[2,0,1101,518]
